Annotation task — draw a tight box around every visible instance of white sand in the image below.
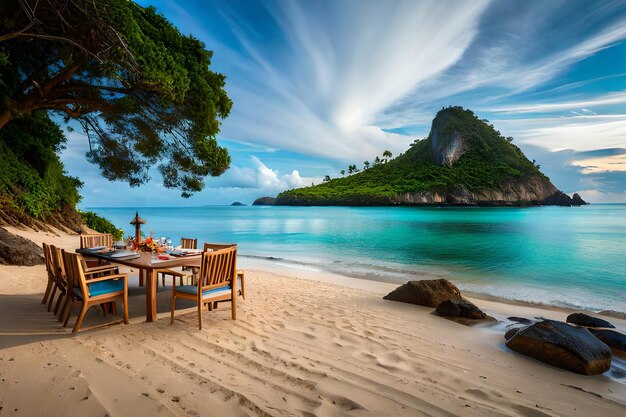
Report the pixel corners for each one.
[0,226,625,417]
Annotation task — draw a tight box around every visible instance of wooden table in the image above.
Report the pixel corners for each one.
[77,250,202,322]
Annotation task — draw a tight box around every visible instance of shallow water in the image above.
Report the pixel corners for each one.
[90,204,626,313]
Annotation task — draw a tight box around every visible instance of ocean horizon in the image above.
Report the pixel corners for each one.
[88,204,626,314]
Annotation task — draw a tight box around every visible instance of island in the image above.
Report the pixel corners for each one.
[268,106,586,206]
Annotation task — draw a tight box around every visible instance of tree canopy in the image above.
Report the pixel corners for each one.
[0,0,232,196]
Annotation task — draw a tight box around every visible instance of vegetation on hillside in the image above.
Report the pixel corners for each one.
[80,211,124,240]
[0,0,231,197]
[278,107,545,204]
[0,112,83,227]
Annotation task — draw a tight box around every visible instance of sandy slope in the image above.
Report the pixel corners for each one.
[0,227,625,417]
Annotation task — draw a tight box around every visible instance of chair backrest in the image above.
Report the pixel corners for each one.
[197,245,237,293]
[79,233,113,249]
[49,244,68,289]
[180,237,197,249]
[62,250,88,299]
[42,243,56,282]
[202,242,237,252]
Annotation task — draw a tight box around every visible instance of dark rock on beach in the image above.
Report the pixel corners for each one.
[566,313,615,329]
[505,320,612,375]
[252,197,276,206]
[435,298,496,326]
[598,310,626,320]
[383,279,463,308]
[0,228,44,266]
[508,317,535,325]
[589,329,626,352]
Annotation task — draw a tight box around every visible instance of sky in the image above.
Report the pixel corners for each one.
[61,0,626,207]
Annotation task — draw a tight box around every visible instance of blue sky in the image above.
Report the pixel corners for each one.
[62,0,626,206]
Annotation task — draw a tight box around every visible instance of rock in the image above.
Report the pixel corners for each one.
[505,320,612,375]
[566,313,615,329]
[571,193,587,206]
[589,329,626,352]
[598,310,626,320]
[508,317,534,325]
[252,197,276,206]
[505,327,521,341]
[435,299,496,325]
[383,279,463,308]
[0,228,44,266]
[230,202,246,206]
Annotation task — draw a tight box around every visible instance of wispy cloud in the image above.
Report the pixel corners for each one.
[489,91,626,114]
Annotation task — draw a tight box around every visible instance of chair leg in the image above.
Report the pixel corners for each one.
[170,294,176,325]
[72,303,89,333]
[207,302,213,312]
[60,294,72,324]
[197,302,202,330]
[53,290,64,315]
[123,293,129,325]
[111,301,117,316]
[41,279,53,304]
[47,286,57,312]
[239,272,246,300]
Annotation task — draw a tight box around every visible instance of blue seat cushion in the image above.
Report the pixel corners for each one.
[177,284,232,299]
[86,279,124,297]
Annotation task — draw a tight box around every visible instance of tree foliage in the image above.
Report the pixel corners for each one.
[0,112,82,222]
[0,0,232,196]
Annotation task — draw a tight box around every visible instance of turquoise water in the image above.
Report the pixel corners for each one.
[90,205,626,313]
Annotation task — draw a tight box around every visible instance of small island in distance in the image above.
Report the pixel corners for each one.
[254,106,586,207]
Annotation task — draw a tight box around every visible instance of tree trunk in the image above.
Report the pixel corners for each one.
[0,110,12,130]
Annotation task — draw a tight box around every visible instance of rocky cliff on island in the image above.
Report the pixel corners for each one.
[270,106,586,207]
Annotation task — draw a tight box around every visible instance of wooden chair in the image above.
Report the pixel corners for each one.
[159,237,199,287]
[58,253,119,325]
[61,250,128,333]
[203,243,245,300]
[79,233,113,268]
[79,233,113,249]
[41,243,56,305]
[165,245,237,330]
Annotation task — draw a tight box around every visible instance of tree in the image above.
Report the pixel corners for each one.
[348,164,359,175]
[0,0,232,197]
[374,156,381,166]
[382,150,392,162]
[340,169,345,176]
[323,175,331,182]
[363,161,370,170]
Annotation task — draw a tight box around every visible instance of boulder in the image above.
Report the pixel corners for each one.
[505,320,612,375]
[566,313,615,329]
[383,279,463,308]
[589,329,626,352]
[507,317,534,325]
[435,299,496,325]
[0,228,44,266]
[252,197,276,206]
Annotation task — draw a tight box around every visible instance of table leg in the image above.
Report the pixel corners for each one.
[146,268,157,322]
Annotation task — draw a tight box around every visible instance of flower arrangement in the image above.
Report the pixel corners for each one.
[129,236,165,252]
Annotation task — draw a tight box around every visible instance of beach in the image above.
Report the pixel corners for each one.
[1,226,625,417]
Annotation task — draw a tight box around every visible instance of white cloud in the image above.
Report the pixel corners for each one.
[489,91,626,114]
[491,114,626,151]
[214,0,489,162]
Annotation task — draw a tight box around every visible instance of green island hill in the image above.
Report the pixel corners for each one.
[262,106,586,207]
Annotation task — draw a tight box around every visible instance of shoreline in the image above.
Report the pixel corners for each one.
[1,226,625,416]
[239,255,626,318]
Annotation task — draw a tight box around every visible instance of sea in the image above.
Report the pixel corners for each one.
[89,204,626,314]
